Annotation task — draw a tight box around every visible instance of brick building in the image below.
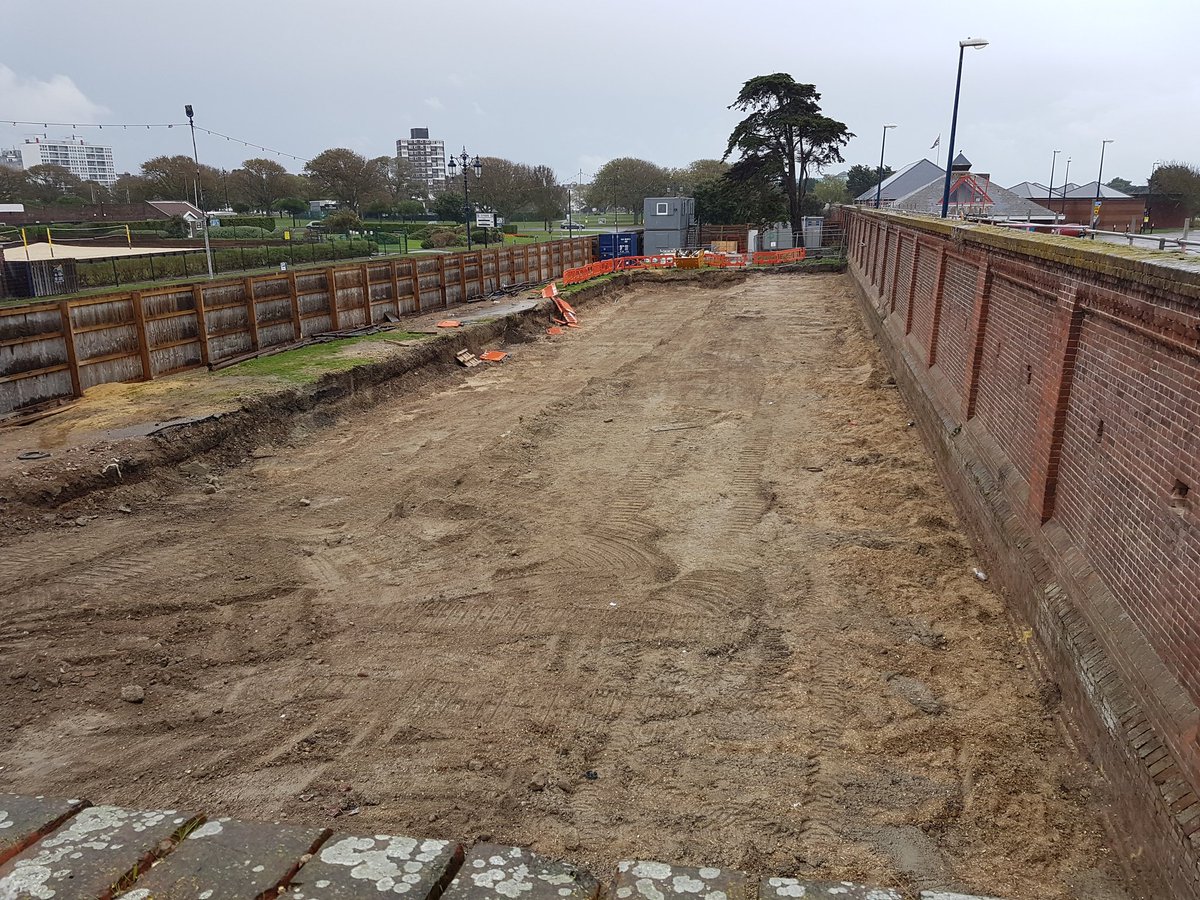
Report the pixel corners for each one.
[1009,180,1147,230]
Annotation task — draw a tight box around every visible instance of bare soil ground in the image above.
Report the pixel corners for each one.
[0,275,1133,899]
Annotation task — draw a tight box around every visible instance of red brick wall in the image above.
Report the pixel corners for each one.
[1054,316,1200,703]
[844,208,1200,898]
[935,258,977,400]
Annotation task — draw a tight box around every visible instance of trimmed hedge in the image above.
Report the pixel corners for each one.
[214,215,275,230]
[359,221,455,235]
[73,240,379,289]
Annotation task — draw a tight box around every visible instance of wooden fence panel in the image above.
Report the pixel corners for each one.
[0,237,592,414]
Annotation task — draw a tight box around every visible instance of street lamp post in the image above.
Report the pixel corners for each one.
[446,148,482,250]
[940,37,989,219]
[1093,139,1113,230]
[184,104,214,278]
[1145,159,1162,234]
[875,124,897,208]
[1059,156,1071,219]
[1047,149,1061,221]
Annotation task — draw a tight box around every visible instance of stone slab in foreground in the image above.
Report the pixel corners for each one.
[616,860,753,900]
[0,793,88,866]
[290,832,462,899]
[442,842,599,900]
[124,816,328,899]
[0,804,199,899]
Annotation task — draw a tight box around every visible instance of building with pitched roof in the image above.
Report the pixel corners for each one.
[864,153,1057,221]
[853,159,945,206]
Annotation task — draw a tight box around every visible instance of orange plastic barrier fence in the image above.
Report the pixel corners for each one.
[562,248,804,286]
[750,248,807,265]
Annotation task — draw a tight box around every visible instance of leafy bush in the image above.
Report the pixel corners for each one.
[162,215,189,238]
[425,229,459,248]
[324,210,363,232]
[502,224,519,235]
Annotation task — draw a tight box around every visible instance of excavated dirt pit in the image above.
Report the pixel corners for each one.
[0,275,1133,899]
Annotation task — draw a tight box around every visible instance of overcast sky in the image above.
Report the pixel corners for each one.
[1,0,1195,189]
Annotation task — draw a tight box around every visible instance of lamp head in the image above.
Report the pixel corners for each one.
[472,156,482,178]
[960,38,989,49]
[447,155,458,176]
[184,104,194,120]
[883,124,897,130]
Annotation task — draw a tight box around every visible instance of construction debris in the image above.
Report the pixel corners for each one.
[480,351,508,362]
[455,349,482,368]
[436,320,462,329]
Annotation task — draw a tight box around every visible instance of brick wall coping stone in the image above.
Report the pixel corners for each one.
[847,207,1200,300]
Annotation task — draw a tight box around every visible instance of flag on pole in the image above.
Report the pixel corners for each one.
[930,135,941,150]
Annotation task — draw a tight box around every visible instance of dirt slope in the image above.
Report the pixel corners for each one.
[0,275,1132,899]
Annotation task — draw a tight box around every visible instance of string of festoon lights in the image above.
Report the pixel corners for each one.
[1,119,310,163]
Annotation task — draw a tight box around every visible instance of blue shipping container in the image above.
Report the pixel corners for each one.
[598,232,640,260]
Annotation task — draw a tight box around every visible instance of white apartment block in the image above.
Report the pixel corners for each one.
[19,135,117,188]
[396,127,446,194]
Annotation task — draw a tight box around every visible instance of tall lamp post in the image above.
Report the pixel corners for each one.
[184,104,214,278]
[1059,156,1072,220]
[1092,139,1113,230]
[875,124,897,208]
[1145,159,1161,234]
[1047,149,1061,221]
[446,148,482,250]
[940,37,989,218]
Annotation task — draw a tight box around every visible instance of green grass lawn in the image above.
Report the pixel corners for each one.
[217,331,429,383]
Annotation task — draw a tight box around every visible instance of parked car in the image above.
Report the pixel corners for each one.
[559,221,586,230]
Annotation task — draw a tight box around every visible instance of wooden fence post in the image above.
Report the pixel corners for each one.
[458,251,467,302]
[130,290,153,380]
[191,284,212,366]
[360,263,374,326]
[389,259,400,318]
[437,256,448,308]
[410,259,421,313]
[326,267,341,330]
[285,271,301,340]
[58,300,82,398]
[243,277,260,350]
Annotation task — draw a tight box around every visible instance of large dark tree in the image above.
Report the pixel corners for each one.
[846,163,893,200]
[724,74,852,226]
[231,158,291,213]
[694,174,788,226]
[585,158,672,221]
[304,148,387,214]
[433,190,467,223]
[1151,162,1200,220]
[141,155,221,204]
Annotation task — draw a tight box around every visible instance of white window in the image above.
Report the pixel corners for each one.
[656,202,669,216]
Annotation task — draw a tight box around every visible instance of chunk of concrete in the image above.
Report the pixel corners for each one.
[0,804,199,899]
[123,816,327,899]
[615,860,753,900]
[920,892,1008,900]
[0,793,88,866]
[290,832,461,899]
[443,843,598,900]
